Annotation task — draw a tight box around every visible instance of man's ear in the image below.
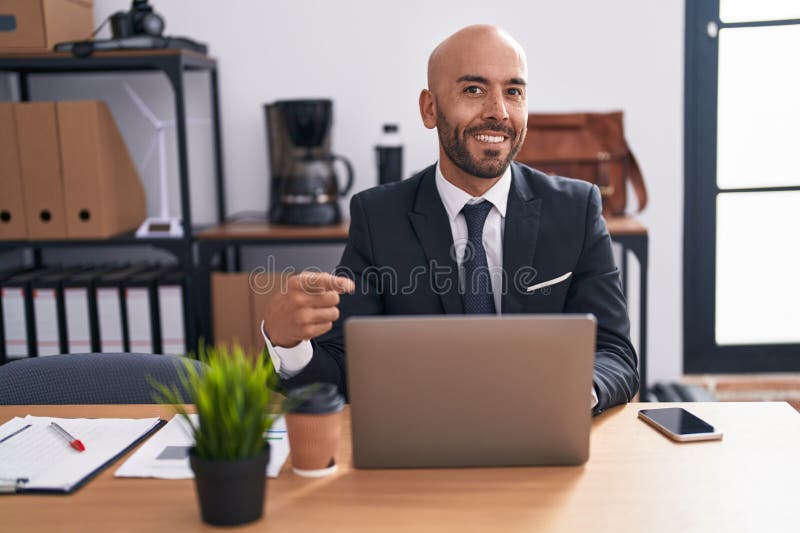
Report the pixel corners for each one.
[419,89,437,130]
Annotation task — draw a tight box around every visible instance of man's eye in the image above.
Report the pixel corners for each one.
[464,86,484,95]
[507,88,524,96]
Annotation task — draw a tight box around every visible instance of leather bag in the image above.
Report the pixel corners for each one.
[515,111,647,215]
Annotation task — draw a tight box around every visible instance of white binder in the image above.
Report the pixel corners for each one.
[158,284,185,356]
[97,287,123,353]
[32,288,59,356]
[64,287,92,353]
[125,287,152,354]
[1,287,27,358]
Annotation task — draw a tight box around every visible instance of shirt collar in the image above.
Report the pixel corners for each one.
[435,162,511,222]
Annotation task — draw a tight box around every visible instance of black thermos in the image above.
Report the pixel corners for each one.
[376,124,403,185]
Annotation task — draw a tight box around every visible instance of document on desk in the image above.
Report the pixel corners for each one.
[115,414,290,479]
[0,416,163,494]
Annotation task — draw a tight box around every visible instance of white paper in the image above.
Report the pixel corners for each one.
[115,414,289,479]
[0,416,162,492]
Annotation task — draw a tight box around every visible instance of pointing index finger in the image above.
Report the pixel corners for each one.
[296,272,355,294]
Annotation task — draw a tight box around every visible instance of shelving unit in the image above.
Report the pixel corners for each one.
[0,48,226,235]
[0,49,227,357]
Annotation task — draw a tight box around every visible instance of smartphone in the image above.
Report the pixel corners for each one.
[638,408,723,442]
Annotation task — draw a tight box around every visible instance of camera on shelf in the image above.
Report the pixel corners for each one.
[110,0,165,39]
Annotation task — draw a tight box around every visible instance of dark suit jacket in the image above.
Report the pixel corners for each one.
[281,162,639,414]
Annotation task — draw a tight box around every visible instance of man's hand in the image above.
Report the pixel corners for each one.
[263,272,355,348]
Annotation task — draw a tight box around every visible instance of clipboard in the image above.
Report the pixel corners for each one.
[0,416,166,494]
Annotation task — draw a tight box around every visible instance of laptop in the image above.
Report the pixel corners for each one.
[345,314,596,468]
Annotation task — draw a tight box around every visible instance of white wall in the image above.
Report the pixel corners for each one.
[10,0,686,385]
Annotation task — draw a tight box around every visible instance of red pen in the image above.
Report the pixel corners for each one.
[50,422,86,452]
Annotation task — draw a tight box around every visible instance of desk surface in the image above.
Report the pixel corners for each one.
[605,215,648,235]
[197,220,351,241]
[1,402,796,533]
[196,215,645,242]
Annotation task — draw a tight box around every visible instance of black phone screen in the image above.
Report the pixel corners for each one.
[639,408,715,434]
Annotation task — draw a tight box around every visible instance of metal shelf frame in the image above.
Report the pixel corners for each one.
[0,50,228,358]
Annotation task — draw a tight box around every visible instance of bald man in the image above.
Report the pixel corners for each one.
[262,25,638,414]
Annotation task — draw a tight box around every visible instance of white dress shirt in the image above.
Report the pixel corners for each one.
[434,163,510,313]
[261,162,598,409]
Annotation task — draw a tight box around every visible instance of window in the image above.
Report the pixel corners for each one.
[684,0,800,372]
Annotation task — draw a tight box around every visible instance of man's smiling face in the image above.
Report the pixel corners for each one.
[422,26,529,183]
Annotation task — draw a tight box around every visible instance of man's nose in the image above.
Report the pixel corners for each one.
[482,90,509,121]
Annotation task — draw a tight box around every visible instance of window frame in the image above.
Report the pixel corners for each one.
[683,0,800,373]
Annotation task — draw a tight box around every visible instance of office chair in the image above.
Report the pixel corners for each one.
[0,353,206,405]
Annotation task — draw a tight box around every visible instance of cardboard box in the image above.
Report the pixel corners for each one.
[212,272,258,355]
[212,271,291,357]
[15,102,68,239]
[249,272,288,352]
[57,100,146,238]
[0,103,28,239]
[8,100,146,240]
[0,0,94,51]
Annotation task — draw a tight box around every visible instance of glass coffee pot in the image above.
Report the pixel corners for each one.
[269,100,354,225]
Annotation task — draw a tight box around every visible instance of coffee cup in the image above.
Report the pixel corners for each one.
[284,383,345,477]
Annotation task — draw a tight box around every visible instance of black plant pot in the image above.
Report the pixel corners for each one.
[189,445,271,526]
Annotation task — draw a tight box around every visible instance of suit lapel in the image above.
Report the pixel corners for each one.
[408,166,464,314]
[502,164,542,313]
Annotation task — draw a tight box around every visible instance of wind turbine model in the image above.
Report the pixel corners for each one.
[123,81,209,238]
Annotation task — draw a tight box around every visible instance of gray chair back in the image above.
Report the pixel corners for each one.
[0,353,205,405]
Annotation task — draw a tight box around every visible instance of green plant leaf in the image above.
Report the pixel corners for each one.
[148,340,281,460]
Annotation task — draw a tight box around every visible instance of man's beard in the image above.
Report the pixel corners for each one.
[436,110,525,179]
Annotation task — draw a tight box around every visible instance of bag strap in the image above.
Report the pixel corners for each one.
[627,148,647,213]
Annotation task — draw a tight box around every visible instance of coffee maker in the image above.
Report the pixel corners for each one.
[265,99,354,225]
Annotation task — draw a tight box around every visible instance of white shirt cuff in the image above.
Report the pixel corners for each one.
[590,385,599,409]
[260,320,313,379]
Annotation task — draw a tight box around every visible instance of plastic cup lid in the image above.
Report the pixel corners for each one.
[286,383,345,414]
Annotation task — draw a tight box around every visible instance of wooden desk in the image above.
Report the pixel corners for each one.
[196,220,350,241]
[195,216,640,240]
[1,402,797,532]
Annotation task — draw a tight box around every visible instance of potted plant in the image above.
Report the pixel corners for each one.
[149,343,279,527]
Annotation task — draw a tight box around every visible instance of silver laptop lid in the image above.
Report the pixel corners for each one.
[345,314,596,469]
